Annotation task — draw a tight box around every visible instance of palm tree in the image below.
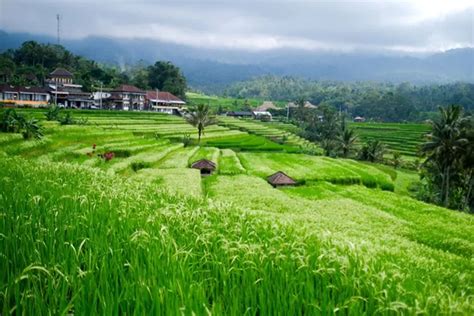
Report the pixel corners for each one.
[337,128,358,158]
[359,140,385,162]
[421,105,468,207]
[185,104,216,143]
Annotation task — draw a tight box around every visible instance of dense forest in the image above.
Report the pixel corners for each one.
[223,76,474,121]
[0,41,187,99]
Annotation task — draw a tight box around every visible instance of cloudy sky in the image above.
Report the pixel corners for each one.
[0,0,473,53]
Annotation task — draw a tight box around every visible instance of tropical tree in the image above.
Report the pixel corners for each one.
[359,140,385,162]
[148,61,187,99]
[185,104,216,143]
[420,105,470,208]
[337,128,358,158]
[21,118,43,140]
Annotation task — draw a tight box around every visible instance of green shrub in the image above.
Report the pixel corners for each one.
[131,161,151,172]
[45,105,60,121]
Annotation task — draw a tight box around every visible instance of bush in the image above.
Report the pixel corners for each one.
[58,112,75,125]
[182,133,192,147]
[131,161,152,172]
[112,149,131,158]
[45,105,61,121]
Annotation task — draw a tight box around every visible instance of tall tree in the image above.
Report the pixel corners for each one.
[148,61,187,99]
[337,128,358,158]
[185,104,216,143]
[421,105,469,207]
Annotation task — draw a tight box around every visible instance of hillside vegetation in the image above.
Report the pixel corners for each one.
[0,109,473,314]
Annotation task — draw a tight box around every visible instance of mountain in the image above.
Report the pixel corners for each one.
[0,31,473,92]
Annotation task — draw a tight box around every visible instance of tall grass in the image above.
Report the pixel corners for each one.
[1,158,472,314]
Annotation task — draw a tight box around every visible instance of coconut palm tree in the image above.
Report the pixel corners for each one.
[421,105,468,207]
[185,104,216,143]
[359,140,385,162]
[337,128,358,158]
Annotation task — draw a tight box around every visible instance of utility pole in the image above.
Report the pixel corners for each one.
[156,88,159,111]
[99,81,103,109]
[286,103,290,121]
[56,14,61,46]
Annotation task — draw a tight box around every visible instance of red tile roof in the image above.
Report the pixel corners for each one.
[146,90,184,103]
[112,84,145,93]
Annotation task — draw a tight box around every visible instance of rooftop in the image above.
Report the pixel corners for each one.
[267,171,297,186]
[50,68,74,77]
[112,84,146,93]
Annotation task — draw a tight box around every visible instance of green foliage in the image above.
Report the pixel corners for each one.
[58,112,88,125]
[148,61,187,99]
[420,105,473,211]
[181,133,192,147]
[131,160,151,172]
[185,104,216,143]
[1,108,473,314]
[0,109,43,139]
[359,140,386,162]
[20,117,43,140]
[44,105,61,121]
[223,75,474,122]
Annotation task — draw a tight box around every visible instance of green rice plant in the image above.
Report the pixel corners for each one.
[218,149,246,175]
[107,143,183,174]
[132,167,202,197]
[157,146,200,169]
[1,153,473,314]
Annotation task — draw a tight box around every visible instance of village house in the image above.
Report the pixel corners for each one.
[353,116,365,122]
[0,84,50,107]
[252,111,272,121]
[146,91,186,114]
[106,85,146,110]
[48,68,94,108]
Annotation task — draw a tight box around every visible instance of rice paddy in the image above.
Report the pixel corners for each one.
[0,108,472,314]
[350,122,430,157]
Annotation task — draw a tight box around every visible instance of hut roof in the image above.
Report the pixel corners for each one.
[267,171,297,186]
[191,159,216,170]
[256,101,279,111]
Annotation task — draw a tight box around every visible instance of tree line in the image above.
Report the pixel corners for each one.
[223,75,474,122]
[0,41,187,99]
[288,101,473,212]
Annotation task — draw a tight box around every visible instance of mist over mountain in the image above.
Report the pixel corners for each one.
[1,31,472,92]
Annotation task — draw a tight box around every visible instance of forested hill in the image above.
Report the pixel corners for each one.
[223,76,474,121]
[1,31,473,92]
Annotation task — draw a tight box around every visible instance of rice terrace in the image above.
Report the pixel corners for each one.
[1,108,473,314]
[1,0,474,314]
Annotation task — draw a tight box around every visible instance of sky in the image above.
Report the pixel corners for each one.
[0,0,473,53]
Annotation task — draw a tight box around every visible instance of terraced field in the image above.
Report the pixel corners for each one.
[1,109,472,314]
[219,116,322,154]
[350,122,430,157]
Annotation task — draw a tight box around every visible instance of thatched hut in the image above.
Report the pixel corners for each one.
[267,171,297,187]
[191,159,216,176]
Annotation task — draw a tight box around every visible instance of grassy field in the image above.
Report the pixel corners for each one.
[1,108,473,314]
